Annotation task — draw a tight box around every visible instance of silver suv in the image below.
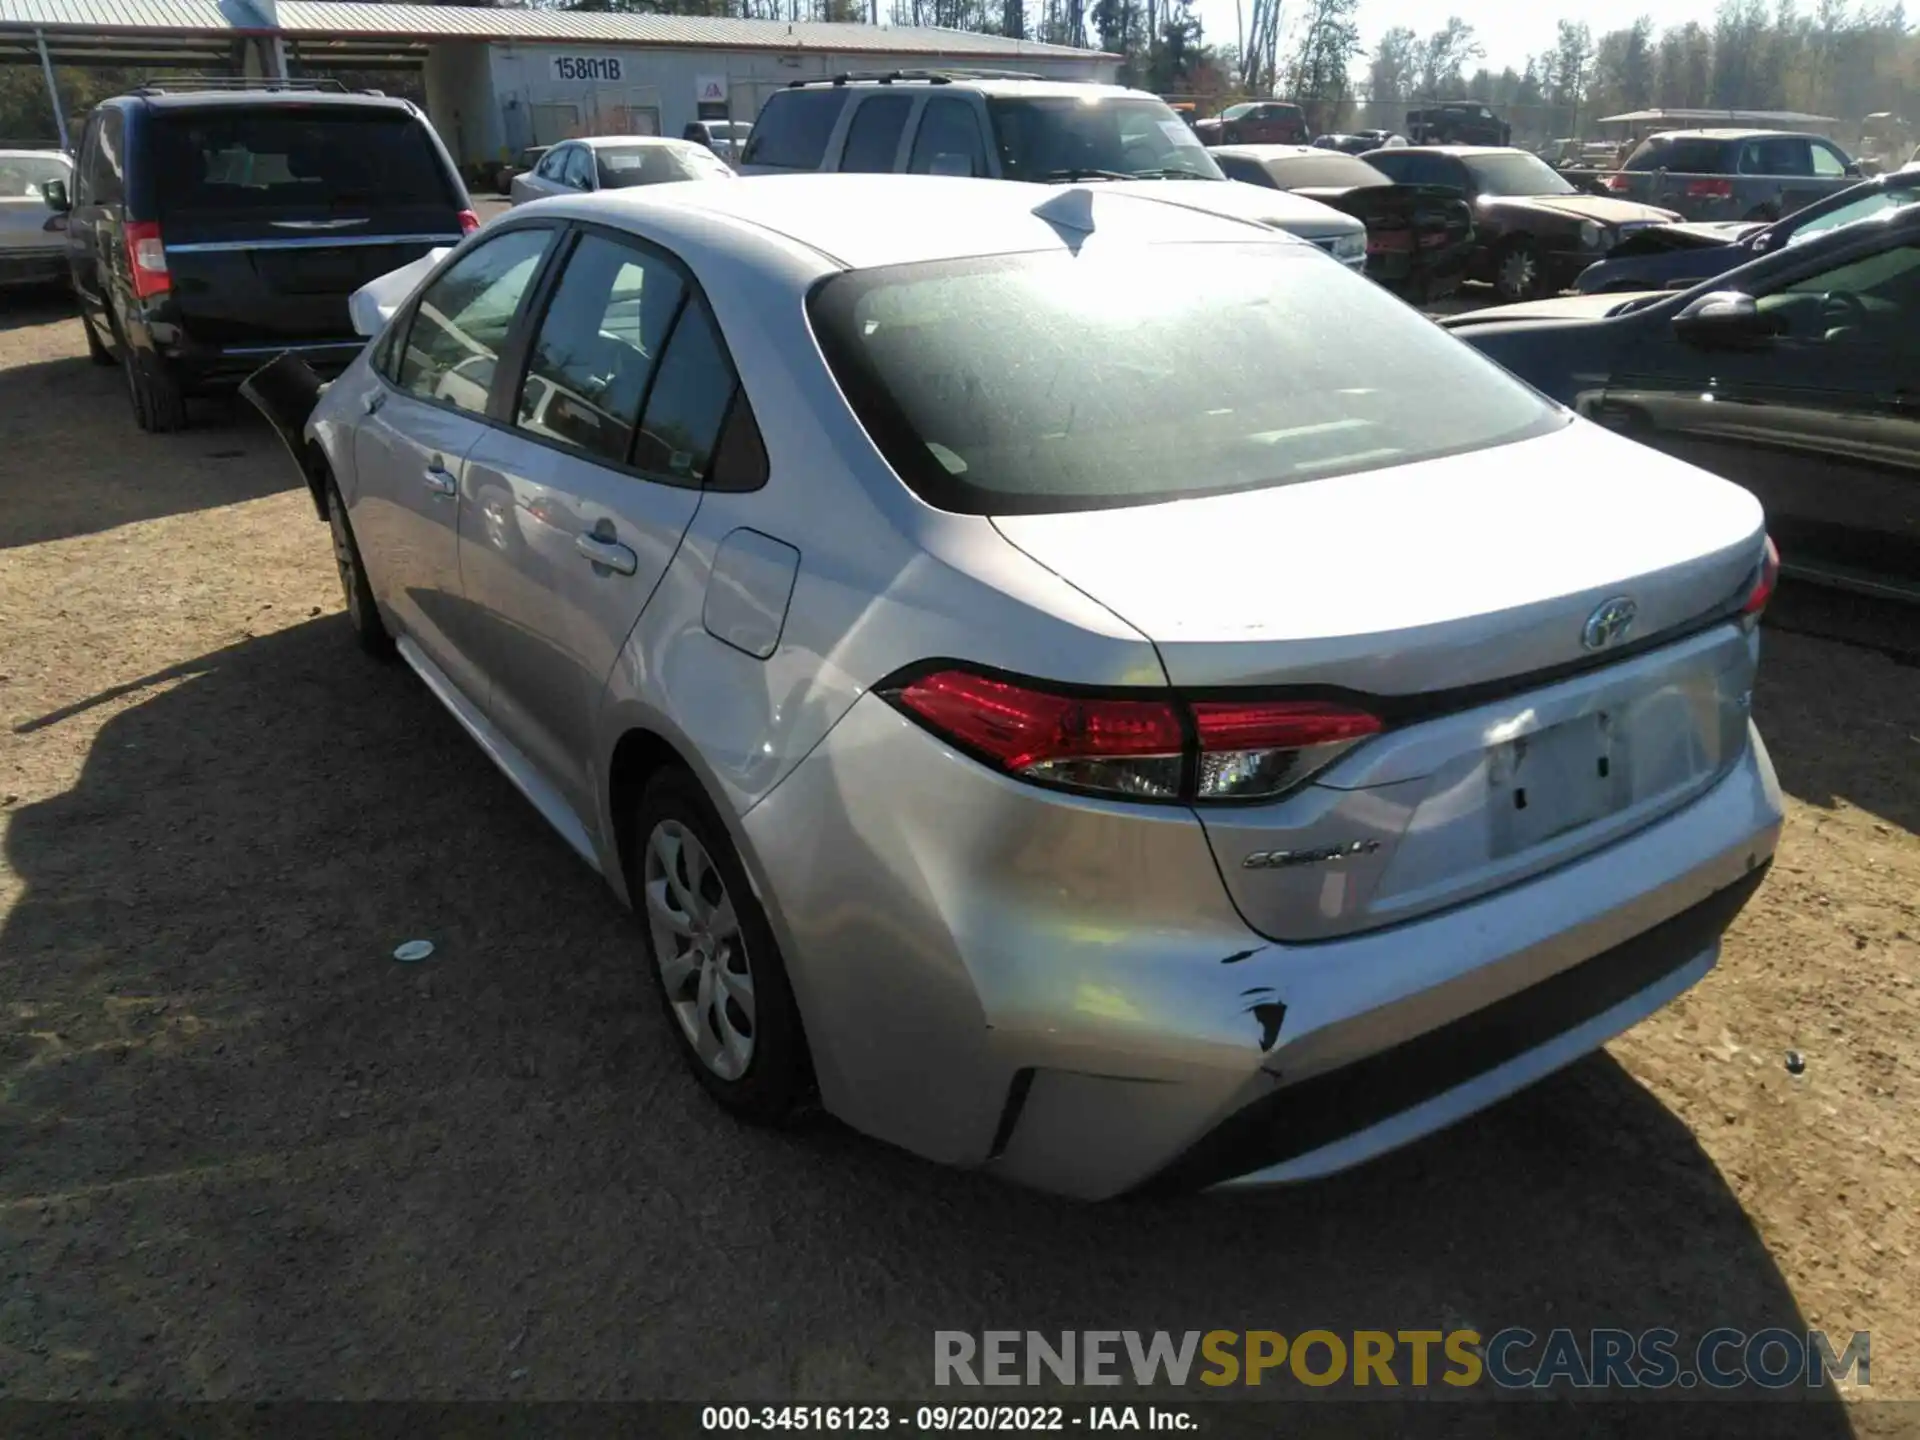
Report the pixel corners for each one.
[739,71,1367,269]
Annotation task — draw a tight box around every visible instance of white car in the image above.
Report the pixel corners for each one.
[509,136,735,205]
[0,149,72,289]
[249,175,1782,1199]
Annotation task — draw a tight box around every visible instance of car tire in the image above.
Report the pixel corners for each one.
[121,338,189,433]
[1494,237,1547,302]
[325,478,395,658]
[631,768,811,1124]
[82,311,116,367]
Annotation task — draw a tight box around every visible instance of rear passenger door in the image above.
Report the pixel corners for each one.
[459,226,743,816]
[352,224,557,703]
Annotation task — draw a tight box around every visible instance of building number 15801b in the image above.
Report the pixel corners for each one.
[552,55,624,82]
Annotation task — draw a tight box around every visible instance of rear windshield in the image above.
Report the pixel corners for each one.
[0,153,68,196]
[152,108,456,217]
[1625,136,1733,173]
[594,145,722,187]
[809,244,1562,515]
[986,97,1224,181]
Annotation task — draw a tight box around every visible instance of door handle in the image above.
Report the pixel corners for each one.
[575,531,638,575]
[364,389,385,415]
[422,461,456,497]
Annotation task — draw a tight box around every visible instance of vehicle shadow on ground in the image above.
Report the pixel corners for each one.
[0,346,293,549]
[1757,586,1920,838]
[0,617,1854,1433]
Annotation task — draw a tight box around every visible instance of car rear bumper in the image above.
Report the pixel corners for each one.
[741,695,1784,1199]
[155,335,365,387]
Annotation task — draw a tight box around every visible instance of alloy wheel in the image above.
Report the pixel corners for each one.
[1498,248,1538,300]
[644,820,756,1080]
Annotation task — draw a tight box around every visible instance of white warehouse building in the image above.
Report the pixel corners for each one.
[0,0,1120,169]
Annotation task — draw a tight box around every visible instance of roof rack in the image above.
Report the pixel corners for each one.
[130,77,354,95]
[785,68,1045,88]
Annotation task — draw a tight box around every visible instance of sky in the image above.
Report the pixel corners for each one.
[1185,0,1725,75]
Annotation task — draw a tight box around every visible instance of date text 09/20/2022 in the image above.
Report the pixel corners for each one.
[702,1407,1190,1431]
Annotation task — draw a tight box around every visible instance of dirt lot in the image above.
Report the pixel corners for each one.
[1,287,1917,1432]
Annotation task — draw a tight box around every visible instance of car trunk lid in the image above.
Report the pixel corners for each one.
[991,421,1767,939]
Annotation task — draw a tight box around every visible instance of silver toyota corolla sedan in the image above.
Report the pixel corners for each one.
[252,174,1785,1199]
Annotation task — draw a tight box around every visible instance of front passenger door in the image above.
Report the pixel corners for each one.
[351,225,557,699]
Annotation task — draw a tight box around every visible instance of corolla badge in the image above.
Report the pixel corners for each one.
[1243,839,1382,870]
[1582,595,1638,652]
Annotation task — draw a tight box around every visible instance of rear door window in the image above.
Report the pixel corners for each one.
[513,232,687,466]
[740,89,851,170]
[841,94,913,173]
[151,107,456,218]
[629,295,740,483]
[397,227,553,414]
[908,97,987,176]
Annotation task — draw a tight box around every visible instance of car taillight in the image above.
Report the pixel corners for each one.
[1367,229,1414,253]
[1190,699,1383,800]
[125,220,169,299]
[1603,173,1633,192]
[1687,177,1734,199]
[457,209,480,234]
[883,667,1382,804]
[1738,534,1780,631]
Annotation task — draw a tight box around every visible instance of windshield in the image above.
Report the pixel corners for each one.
[0,153,69,197]
[1262,154,1388,188]
[153,109,455,216]
[1785,183,1920,244]
[1462,152,1576,196]
[808,244,1562,515]
[986,97,1224,181]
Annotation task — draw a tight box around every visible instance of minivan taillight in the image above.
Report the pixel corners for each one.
[1603,173,1633,192]
[457,209,480,235]
[1739,534,1780,631]
[1687,177,1735,199]
[125,221,169,299]
[883,667,1382,804]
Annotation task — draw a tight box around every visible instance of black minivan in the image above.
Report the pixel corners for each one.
[46,86,475,432]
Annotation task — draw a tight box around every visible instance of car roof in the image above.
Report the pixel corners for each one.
[791,77,1154,102]
[1638,129,1803,141]
[571,135,705,151]
[1374,146,1514,158]
[524,172,1285,271]
[1211,144,1342,161]
[124,89,416,113]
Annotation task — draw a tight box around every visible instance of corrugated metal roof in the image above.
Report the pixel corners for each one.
[0,0,1109,57]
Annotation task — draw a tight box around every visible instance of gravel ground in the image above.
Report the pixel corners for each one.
[0,286,1916,1434]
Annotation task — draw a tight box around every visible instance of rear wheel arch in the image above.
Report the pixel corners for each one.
[608,727,692,897]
